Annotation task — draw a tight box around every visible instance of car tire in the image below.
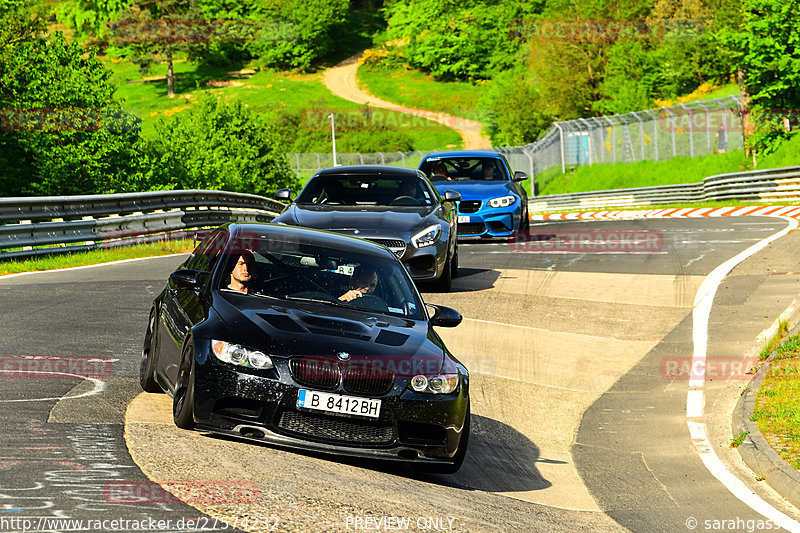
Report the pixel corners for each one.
[139,309,162,393]
[450,242,459,279]
[173,343,196,430]
[416,404,470,474]
[522,205,530,233]
[436,253,452,292]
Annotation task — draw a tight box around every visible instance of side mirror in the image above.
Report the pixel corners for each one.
[513,171,529,182]
[274,188,292,201]
[170,269,207,291]
[428,304,462,327]
[443,190,462,203]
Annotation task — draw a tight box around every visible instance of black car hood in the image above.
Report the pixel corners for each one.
[282,205,438,235]
[211,292,446,370]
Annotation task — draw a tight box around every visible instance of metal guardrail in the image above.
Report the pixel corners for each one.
[0,190,285,260]
[529,166,800,212]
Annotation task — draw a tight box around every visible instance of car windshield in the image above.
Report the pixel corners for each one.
[295,174,436,207]
[420,157,506,182]
[217,235,424,320]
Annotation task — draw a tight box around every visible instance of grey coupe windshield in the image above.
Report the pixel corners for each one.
[296,175,436,207]
[217,236,424,320]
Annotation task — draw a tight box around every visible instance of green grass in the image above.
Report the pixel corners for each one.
[356,63,491,126]
[753,333,800,470]
[536,151,752,196]
[106,59,462,150]
[0,239,194,276]
[758,133,800,169]
[730,430,749,448]
[698,83,740,102]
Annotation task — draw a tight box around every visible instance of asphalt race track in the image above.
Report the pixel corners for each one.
[2,217,800,532]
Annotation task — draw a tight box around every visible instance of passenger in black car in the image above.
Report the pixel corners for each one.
[338,266,378,302]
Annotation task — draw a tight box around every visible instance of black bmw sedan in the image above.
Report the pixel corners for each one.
[272,166,461,291]
[140,223,470,473]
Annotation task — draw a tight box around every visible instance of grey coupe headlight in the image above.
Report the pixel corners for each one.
[411,224,441,248]
[212,340,274,370]
[488,195,516,208]
[409,373,458,394]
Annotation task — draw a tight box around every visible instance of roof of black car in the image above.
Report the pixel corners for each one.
[314,165,423,178]
[224,222,396,259]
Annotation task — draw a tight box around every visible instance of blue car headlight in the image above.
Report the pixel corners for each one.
[411,224,441,248]
[488,195,516,208]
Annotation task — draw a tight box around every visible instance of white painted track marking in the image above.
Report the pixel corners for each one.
[688,215,800,531]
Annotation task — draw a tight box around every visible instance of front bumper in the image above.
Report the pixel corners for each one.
[191,346,469,464]
[456,200,521,238]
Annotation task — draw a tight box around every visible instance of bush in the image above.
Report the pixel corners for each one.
[146,95,298,195]
[482,68,553,146]
[382,0,536,81]
[0,5,148,196]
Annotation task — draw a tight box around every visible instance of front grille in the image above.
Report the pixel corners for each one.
[368,239,406,258]
[459,200,482,213]
[458,222,486,236]
[289,357,340,390]
[277,410,395,444]
[343,365,395,396]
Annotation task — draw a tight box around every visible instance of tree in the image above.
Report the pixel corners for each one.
[55,0,132,44]
[113,0,201,98]
[382,0,540,81]
[145,95,298,196]
[482,66,553,146]
[0,1,146,196]
[715,0,800,157]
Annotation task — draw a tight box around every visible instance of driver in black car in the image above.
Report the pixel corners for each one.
[338,266,378,302]
[226,250,256,294]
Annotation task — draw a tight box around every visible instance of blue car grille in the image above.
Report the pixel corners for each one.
[458,222,486,235]
[458,200,482,213]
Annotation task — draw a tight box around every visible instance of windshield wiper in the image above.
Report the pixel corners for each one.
[283,295,352,308]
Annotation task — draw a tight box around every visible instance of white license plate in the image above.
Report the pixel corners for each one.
[296,390,381,419]
[457,215,470,223]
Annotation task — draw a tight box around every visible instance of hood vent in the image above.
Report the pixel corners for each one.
[258,313,306,333]
[375,330,409,347]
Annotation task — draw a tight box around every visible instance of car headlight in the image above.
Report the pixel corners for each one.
[411,224,441,248]
[211,340,274,370]
[409,373,459,394]
[488,195,516,208]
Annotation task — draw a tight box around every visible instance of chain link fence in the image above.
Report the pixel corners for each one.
[286,96,744,185]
